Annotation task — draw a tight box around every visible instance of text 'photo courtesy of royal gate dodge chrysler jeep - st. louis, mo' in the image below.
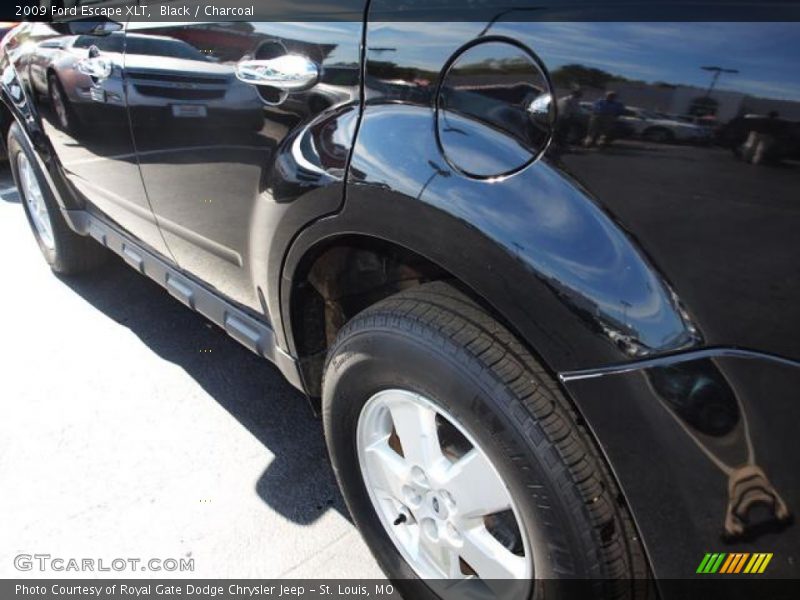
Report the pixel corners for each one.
[1,1,800,599]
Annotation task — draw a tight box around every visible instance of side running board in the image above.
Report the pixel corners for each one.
[75,210,305,392]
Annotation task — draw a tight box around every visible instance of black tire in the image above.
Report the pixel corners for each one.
[323,282,649,599]
[8,122,107,274]
[47,71,80,133]
[642,127,673,144]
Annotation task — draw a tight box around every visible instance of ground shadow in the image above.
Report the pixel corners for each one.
[58,255,350,526]
[0,164,19,203]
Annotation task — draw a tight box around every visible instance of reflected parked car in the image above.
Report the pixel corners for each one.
[573,100,635,142]
[718,113,800,162]
[29,32,125,131]
[0,22,17,160]
[621,106,713,143]
[123,34,264,130]
[30,32,264,133]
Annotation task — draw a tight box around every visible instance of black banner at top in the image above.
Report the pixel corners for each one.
[4,0,800,23]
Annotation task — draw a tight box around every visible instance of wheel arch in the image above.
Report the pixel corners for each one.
[280,165,702,397]
[278,194,677,584]
[286,225,659,586]
[283,230,546,398]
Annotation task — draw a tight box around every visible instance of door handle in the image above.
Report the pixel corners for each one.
[235,54,319,91]
[77,46,112,80]
[77,56,113,80]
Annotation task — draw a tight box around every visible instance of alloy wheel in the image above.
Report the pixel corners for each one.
[17,152,55,251]
[356,389,532,581]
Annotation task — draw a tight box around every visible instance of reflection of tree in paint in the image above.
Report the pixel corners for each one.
[550,63,644,90]
[143,24,338,66]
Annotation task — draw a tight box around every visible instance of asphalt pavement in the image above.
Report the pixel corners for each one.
[0,164,383,579]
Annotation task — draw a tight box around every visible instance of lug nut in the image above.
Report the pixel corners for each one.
[421,518,439,541]
[411,466,429,487]
[402,485,422,507]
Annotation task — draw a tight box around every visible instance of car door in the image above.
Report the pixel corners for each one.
[28,1,172,259]
[126,2,365,314]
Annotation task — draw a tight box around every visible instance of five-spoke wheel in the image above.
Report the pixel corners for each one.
[17,152,55,251]
[358,389,530,580]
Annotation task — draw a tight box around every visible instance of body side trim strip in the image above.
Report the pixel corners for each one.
[78,210,304,392]
[559,347,800,382]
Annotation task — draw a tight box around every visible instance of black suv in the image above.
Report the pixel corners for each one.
[2,3,799,597]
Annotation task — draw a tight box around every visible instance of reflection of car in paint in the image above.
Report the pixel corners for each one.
[620,106,713,143]
[282,65,360,116]
[575,100,635,141]
[718,113,800,162]
[28,33,125,130]
[0,22,17,159]
[123,35,264,130]
[30,32,264,132]
[441,83,550,152]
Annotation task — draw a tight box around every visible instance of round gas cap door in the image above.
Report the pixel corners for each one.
[436,39,553,178]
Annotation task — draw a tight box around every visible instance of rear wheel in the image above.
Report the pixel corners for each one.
[357,388,532,582]
[642,127,673,143]
[8,123,107,274]
[323,282,648,599]
[48,72,79,132]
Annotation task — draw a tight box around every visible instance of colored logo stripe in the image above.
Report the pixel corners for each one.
[698,552,773,574]
[745,553,773,574]
[697,553,727,573]
[719,553,736,573]
[710,553,726,573]
[723,553,749,573]
[697,553,713,573]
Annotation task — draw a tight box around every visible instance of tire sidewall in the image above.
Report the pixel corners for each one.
[323,324,601,596]
[644,127,671,143]
[8,126,60,266]
[48,73,72,131]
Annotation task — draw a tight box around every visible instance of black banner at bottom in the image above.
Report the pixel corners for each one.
[5,579,800,600]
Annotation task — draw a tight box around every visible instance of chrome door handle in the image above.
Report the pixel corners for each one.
[235,55,319,91]
[77,56,113,80]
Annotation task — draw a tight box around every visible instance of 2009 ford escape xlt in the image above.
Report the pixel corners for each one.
[2,2,799,598]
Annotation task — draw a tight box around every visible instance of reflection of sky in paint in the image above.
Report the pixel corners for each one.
[369,22,800,101]
[253,22,362,65]
[353,105,691,349]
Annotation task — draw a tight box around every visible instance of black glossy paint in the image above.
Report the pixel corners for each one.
[564,353,799,582]
[123,19,362,312]
[337,7,798,587]
[6,13,364,319]
[2,1,799,588]
[20,18,174,258]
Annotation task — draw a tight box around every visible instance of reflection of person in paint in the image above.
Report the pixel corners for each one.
[646,361,791,540]
[742,110,783,165]
[555,86,583,147]
[584,91,625,147]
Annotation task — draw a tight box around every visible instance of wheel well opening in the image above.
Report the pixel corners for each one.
[290,236,455,397]
[287,238,652,577]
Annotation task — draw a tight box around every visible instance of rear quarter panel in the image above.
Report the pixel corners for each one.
[342,2,800,586]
